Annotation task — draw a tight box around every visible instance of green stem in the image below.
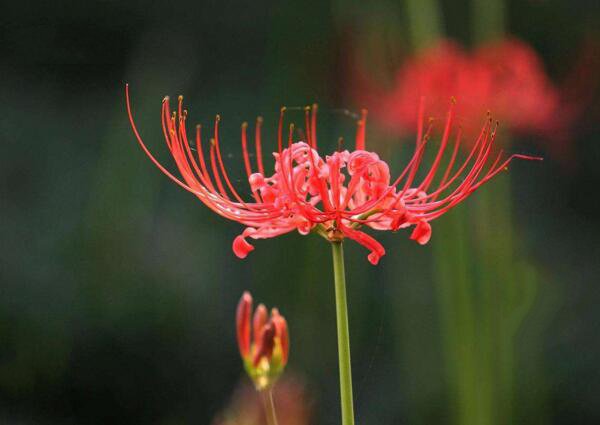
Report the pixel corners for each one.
[261,389,279,425]
[331,242,355,425]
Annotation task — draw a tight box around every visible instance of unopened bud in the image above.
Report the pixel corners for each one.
[235,292,290,391]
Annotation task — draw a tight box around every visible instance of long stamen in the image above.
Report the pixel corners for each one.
[417,153,541,220]
[127,86,237,217]
[343,131,433,217]
[401,98,429,190]
[419,119,491,202]
[417,96,425,151]
[130,86,281,223]
[209,138,230,199]
[310,103,318,148]
[196,124,217,192]
[213,117,257,206]
[274,110,319,219]
[431,126,461,202]
[161,97,173,150]
[355,109,367,150]
[421,120,497,207]
[304,106,312,147]
[284,132,324,221]
[241,122,253,178]
[306,140,333,213]
[287,123,295,190]
[417,101,455,192]
[401,121,435,193]
[255,116,265,175]
[276,107,294,200]
[178,113,214,189]
[241,122,262,203]
[278,107,286,156]
[127,87,194,194]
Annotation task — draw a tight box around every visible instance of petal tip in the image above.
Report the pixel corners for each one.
[367,252,381,265]
[410,221,432,245]
[233,234,255,259]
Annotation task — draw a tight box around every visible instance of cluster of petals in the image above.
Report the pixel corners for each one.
[361,38,564,146]
[126,85,541,265]
[236,292,289,390]
[236,291,289,367]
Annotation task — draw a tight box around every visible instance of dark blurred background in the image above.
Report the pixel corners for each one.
[1,1,599,424]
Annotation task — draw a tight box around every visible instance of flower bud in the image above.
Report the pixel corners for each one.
[235,292,290,391]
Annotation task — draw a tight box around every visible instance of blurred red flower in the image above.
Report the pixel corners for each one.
[356,38,575,156]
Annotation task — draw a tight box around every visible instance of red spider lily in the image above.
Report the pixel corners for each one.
[237,292,289,390]
[126,85,541,265]
[360,39,565,148]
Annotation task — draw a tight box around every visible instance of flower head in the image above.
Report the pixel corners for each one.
[127,85,541,265]
[236,292,289,390]
[358,38,565,147]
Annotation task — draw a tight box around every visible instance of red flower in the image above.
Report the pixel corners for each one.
[236,292,289,390]
[363,39,565,148]
[126,85,540,265]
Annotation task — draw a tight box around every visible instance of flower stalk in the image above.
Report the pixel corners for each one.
[331,241,355,425]
[261,389,279,425]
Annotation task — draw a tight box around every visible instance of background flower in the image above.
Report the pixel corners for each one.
[354,38,575,157]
